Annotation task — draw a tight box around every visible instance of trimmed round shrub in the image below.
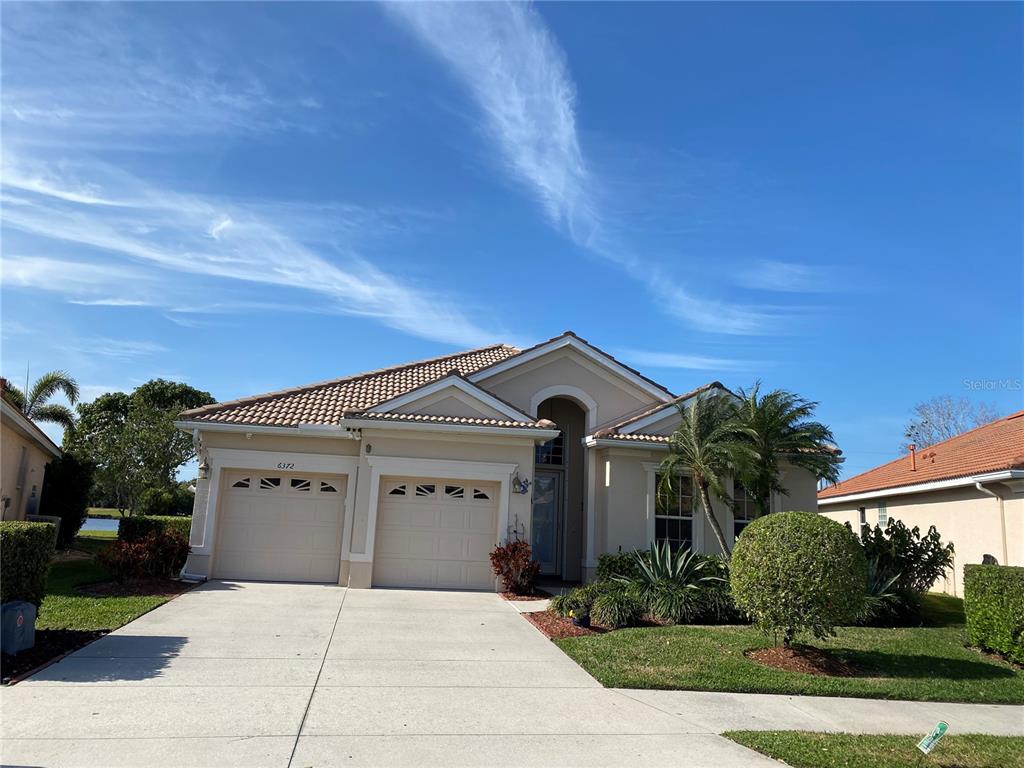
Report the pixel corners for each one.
[731,511,867,646]
[0,521,56,606]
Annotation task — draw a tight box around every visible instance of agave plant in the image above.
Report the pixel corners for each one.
[859,557,903,624]
[616,541,725,623]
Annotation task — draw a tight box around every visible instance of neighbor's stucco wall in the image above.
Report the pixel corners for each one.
[480,348,659,428]
[0,420,52,520]
[820,484,1023,596]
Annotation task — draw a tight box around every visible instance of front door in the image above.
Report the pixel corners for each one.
[531,469,562,575]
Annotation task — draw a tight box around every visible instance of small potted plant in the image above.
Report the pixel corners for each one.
[569,608,590,629]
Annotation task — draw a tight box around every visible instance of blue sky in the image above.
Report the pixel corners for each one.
[2,2,1021,478]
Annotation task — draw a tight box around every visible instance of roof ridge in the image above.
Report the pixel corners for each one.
[468,330,675,398]
[180,343,519,418]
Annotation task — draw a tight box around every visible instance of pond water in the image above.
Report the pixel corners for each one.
[81,517,120,533]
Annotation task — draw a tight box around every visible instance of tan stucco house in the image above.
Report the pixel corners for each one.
[1,379,61,521]
[818,410,1024,596]
[176,332,820,590]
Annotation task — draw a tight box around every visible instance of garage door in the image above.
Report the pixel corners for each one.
[213,471,345,583]
[373,478,498,590]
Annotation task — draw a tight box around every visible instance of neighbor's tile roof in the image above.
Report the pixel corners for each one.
[180,344,521,427]
[819,410,1024,500]
[595,433,670,444]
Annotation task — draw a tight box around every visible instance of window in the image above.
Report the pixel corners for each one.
[259,477,281,490]
[472,488,491,500]
[858,507,867,527]
[415,484,435,497]
[444,485,464,499]
[387,484,407,496]
[231,478,251,489]
[878,501,888,527]
[733,484,756,539]
[535,434,564,466]
[655,472,694,550]
[290,478,311,492]
[320,481,339,494]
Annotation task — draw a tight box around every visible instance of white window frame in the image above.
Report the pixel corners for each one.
[642,462,704,552]
[877,501,888,527]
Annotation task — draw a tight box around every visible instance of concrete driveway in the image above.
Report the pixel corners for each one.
[1,581,774,767]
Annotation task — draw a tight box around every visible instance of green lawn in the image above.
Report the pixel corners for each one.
[725,731,1024,768]
[554,594,1024,703]
[38,554,177,632]
[71,529,117,557]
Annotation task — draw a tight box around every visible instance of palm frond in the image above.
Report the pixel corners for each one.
[3,384,27,410]
[26,370,80,412]
[30,403,77,431]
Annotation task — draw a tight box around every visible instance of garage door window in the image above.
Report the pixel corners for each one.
[232,477,251,489]
[415,483,435,497]
[259,477,281,490]
[320,481,339,493]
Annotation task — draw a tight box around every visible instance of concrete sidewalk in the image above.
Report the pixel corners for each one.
[2,582,1020,768]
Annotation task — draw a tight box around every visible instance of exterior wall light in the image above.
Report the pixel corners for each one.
[511,471,531,495]
[198,458,210,480]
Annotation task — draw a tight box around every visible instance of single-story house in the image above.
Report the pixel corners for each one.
[176,332,819,590]
[818,410,1024,596]
[0,378,62,521]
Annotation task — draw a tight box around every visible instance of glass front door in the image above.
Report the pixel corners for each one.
[531,469,562,575]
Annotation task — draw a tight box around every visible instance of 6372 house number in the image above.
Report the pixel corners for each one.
[276,462,295,470]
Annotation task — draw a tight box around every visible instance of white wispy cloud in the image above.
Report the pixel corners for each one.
[66,338,168,360]
[0,154,501,347]
[385,1,780,336]
[736,259,842,293]
[617,349,758,372]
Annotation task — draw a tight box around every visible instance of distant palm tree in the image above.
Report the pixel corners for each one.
[734,382,841,518]
[660,392,756,558]
[4,370,79,431]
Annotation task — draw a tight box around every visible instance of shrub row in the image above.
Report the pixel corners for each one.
[0,521,56,606]
[98,530,190,582]
[135,486,195,517]
[119,515,192,543]
[964,564,1024,664]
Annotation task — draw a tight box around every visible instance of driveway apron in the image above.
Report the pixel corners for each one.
[0,582,770,767]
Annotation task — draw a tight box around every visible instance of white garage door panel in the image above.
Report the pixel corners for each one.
[373,478,499,590]
[214,472,345,583]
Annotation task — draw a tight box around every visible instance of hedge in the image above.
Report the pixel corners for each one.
[0,521,56,606]
[119,515,192,543]
[964,564,1024,664]
[595,550,645,582]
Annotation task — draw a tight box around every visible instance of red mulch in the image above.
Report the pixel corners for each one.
[76,577,193,598]
[1,629,108,684]
[499,589,552,601]
[525,609,609,639]
[746,645,861,677]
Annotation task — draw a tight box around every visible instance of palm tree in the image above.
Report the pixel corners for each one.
[734,382,842,518]
[659,392,756,558]
[4,370,79,431]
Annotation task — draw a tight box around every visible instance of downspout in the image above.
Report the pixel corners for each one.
[975,481,1008,566]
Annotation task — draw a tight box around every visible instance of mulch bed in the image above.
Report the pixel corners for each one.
[746,645,861,677]
[499,589,552,601]
[76,577,193,598]
[1,629,108,684]
[525,609,609,639]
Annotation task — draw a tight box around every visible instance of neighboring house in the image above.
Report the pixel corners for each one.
[0,378,62,521]
[175,332,820,590]
[819,410,1024,596]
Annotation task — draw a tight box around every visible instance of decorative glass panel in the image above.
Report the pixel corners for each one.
[445,485,464,498]
[290,478,311,492]
[259,477,281,490]
[388,484,407,496]
[231,478,250,489]
[415,484,435,497]
[534,434,564,466]
[472,488,491,500]
[320,481,339,493]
